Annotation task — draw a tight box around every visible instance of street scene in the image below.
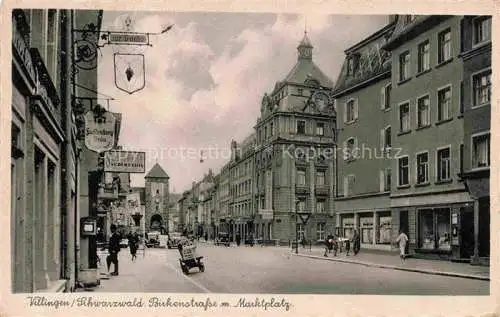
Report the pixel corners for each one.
[10,9,491,295]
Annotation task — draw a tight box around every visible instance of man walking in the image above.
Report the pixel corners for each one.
[352,229,361,256]
[395,229,409,263]
[106,224,121,276]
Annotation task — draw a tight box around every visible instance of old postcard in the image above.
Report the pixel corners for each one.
[1,0,498,316]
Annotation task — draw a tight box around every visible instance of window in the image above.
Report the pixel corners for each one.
[345,138,357,161]
[316,200,325,213]
[361,218,373,244]
[46,9,59,84]
[297,200,306,212]
[383,126,391,150]
[438,29,451,63]
[316,171,325,186]
[437,147,451,181]
[417,41,430,72]
[345,99,357,122]
[296,169,306,185]
[416,152,429,184]
[347,57,355,75]
[385,169,391,191]
[317,223,326,240]
[419,208,451,250]
[472,133,490,168]
[459,144,464,175]
[473,17,492,45]
[399,102,410,132]
[473,70,492,107]
[343,175,355,197]
[316,122,325,136]
[381,84,392,110]
[399,51,411,81]
[437,86,452,121]
[270,122,274,136]
[297,223,305,240]
[298,88,303,96]
[398,156,409,186]
[417,95,430,128]
[264,126,268,139]
[296,120,306,135]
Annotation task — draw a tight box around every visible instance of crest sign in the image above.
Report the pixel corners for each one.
[114,53,146,95]
[84,110,116,153]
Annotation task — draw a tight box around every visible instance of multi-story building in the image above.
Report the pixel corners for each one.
[144,163,170,234]
[228,135,256,241]
[382,15,473,260]
[253,32,337,244]
[332,19,396,250]
[460,15,492,263]
[215,163,231,237]
[11,8,106,292]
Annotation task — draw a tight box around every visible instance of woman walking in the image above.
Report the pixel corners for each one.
[128,231,139,261]
[395,229,409,263]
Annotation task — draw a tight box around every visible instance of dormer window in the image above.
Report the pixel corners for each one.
[347,54,359,76]
[404,15,416,25]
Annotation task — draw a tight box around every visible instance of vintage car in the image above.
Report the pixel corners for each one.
[167,232,183,249]
[215,232,230,246]
[145,231,161,247]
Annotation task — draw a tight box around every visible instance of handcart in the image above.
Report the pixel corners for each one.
[178,243,205,275]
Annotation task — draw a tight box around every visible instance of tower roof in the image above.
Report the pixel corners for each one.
[145,163,170,179]
[298,31,313,48]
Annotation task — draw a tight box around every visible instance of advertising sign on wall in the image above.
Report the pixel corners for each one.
[104,150,146,173]
[84,110,116,153]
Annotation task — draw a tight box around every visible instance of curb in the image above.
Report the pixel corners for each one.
[292,253,490,281]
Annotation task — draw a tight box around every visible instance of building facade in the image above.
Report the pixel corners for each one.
[460,15,491,263]
[383,15,473,260]
[332,20,396,250]
[144,163,170,234]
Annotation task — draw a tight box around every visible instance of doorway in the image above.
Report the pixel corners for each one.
[460,207,474,258]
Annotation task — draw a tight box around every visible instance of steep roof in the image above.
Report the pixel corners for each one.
[145,163,169,179]
[283,59,333,88]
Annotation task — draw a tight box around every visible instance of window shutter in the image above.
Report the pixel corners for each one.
[343,102,347,123]
[379,170,385,192]
[381,86,386,110]
[343,176,349,197]
[380,129,385,151]
[355,99,359,119]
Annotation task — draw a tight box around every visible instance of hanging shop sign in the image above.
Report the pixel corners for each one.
[106,32,150,45]
[104,150,146,173]
[84,110,116,153]
[114,53,146,95]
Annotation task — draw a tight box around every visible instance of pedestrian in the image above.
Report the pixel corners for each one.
[344,233,351,256]
[353,229,361,255]
[236,232,241,246]
[128,231,139,261]
[106,224,121,276]
[324,233,334,257]
[395,229,409,263]
[332,234,339,256]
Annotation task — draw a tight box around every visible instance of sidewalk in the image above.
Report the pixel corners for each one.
[291,247,490,281]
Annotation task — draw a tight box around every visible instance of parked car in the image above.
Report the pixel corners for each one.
[146,231,161,248]
[215,232,230,246]
[167,232,182,249]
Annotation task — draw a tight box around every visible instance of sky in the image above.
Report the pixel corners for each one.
[97,11,388,193]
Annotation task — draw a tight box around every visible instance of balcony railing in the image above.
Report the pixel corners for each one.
[315,185,329,196]
[295,184,310,195]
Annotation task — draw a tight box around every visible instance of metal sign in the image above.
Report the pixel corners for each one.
[106,32,149,45]
[84,110,116,153]
[104,150,146,173]
[114,53,146,94]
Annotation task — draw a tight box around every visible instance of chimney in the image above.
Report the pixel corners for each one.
[388,15,398,24]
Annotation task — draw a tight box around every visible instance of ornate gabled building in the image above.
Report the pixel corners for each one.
[253,32,337,243]
[144,163,170,234]
[332,20,396,250]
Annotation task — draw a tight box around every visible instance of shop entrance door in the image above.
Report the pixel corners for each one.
[460,207,474,258]
[478,198,490,257]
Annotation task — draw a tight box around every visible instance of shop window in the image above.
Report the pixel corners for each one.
[342,219,354,238]
[361,217,373,244]
[378,215,392,244]
[419,208,451,250]
[316,223,326,241]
